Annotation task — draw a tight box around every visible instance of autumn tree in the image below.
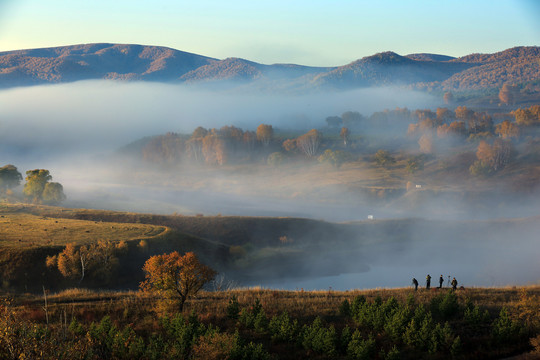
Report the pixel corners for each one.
[448,121,466,136]
[23,169,65,204]
[192,126,209,139]
[296,129,322,157]
[202,132,227,165]
[499,84,517,105]
[282,138,296,152]
[243,130,257,152]
[495,120,519,139]
[443,92,454,104]
[140,251,216,311]
[46,240,127,285]
[186,127,208,163]
[455,106,473,122]
[142,132,184,164]
[418,134,434,154]
[256,124,273,147]
[436,108,453,123]
[475,139,515,171]
[0,164,22,195]
[340,127,350,147]
[514,108,536,127]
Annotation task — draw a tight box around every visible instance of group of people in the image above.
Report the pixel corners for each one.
[411,274,458,291]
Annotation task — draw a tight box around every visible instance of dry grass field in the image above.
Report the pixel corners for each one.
[0,211,168,248]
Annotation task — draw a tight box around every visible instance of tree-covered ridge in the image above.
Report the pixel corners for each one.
[1,44,538,91]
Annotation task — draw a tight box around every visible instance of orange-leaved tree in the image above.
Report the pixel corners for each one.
[140,251,216,311]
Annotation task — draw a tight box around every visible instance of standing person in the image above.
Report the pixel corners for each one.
[426,274,431,289]
[439,275,444,289]
[451,277,458,290]
[412,278,418,291]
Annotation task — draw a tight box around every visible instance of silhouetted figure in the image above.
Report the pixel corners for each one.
[439,275,444,288]
[412,278,418,291]
[451,277,458,290]
[426,274,431,289]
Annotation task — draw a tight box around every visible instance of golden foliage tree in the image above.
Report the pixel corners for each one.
[282,138,296,152]
[140,251,216,311]
[495,120,519,139]
[340,127,350,147]
[418,134,434,154]
[514,108,536,127]
[256,124,273,147]
[296,129,322,157]
[443,92,454,104]
[499,84,517,105]
[46,240,127,285]
[455,106,474,121]
[202,133,227,165]
[23,169,52,203]
[476,139,515,171]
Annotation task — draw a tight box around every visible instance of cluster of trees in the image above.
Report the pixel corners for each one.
[46,240,128,285]
[141,125,273,166]
[0,165,65,204]
[137,102,540,179]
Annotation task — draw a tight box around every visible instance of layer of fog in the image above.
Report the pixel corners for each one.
[0,80,436,165]
[1,81,539,289]
[258,223,540,290]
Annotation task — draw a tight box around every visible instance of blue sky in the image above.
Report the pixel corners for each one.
[0,0,538,66]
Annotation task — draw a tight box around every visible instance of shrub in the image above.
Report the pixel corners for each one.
[301,317,337,356]
[347,330,376,360]
[380,345,400,360]
[269,311,299,343]
[464,304,490,328]
[492,307,525,344]
[254,310,269,333]
[430,291,460,320]
[339,299,351,317]
[226,295,240,320]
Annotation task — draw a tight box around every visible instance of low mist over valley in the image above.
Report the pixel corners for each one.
[1,0,539,357]
[1,55,540,290]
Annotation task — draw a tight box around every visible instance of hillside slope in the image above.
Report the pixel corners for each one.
[0,43,216,87]
[0,43,538,91]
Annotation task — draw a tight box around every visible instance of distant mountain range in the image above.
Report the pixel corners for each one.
[0,43,538,91]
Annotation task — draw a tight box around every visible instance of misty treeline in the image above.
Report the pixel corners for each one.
[0,165,65,204]
[133,103,540,177]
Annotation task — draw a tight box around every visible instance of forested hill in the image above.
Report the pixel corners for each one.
[0,43,538,91]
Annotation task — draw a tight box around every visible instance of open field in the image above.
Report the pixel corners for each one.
[0,209,167,248]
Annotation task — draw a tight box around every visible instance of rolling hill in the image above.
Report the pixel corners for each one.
[0,43,538,91]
